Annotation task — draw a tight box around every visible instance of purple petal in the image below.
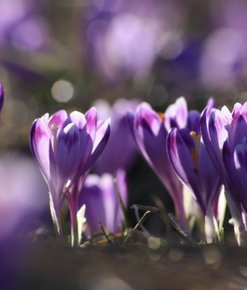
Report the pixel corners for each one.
[69,111,87,129]
[84,119,111,172]
[165,97,188,129]
[134,103,185,221]
[95,113,137,174]
[85,106,97,141]
[198,142,222,207]
[232,102,242,123]
[231,115,247,148]
[55,123,81,181]
[187,110,201,133]
[30,115,52,181]
[240,102,247,121]
[79,175,106,233]
[167,129,205,210]
[224,141,247,212]
[48,110,68,129]
[79,172,125,233]
[134,103,164,164]
[201,108,228,183]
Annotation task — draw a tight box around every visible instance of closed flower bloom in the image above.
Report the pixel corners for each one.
[167,103,224,242]
[201,101,247,244]
[132,98,190,224]
[79,170,127,235]
[30,107,110,237]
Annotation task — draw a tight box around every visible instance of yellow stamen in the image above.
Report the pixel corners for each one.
[158,112,166,122]
[190,131,201,169]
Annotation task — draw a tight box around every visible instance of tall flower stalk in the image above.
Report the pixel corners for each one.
[201,101,247,244]
[167,102,225,242]
[30,107,110,245]
[132,98,191,225]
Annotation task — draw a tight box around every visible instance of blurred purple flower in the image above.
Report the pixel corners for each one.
[0,152,47,240]
[200,0,247,89]
[0,0,49,51]
[86,0,185,81]
[132,98,190,224]
[167,102,224,242]
[79,170,127,235]
[200,28,247,89]
[201,101,247,244]
[30,107,110,237]
[94,99,139,174]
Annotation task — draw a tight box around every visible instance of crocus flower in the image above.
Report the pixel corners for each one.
[132,98,190,224]
[0,0,49,51]
[201,101,247,244]
[167,103,225,242]
[86,0,185,81]
[30,107,110,238]
[94,98,139,174]
[79,170,127,235]
[199,0,247,90]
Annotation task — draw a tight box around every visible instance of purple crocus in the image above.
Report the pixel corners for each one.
[86,0,185,81]
[94,99,139,174]
[79,170,127,235]
[132,98,190,224]
[167,103,224,242]
[30,107,110,238]
[0,0,49,51]
[201,101,247,244]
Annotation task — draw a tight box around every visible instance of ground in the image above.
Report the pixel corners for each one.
[10,236,247,290]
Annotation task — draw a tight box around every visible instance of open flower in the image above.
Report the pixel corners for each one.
[132,98,191,224]
[201,101,247,244]
[79,170,127,235]
[30,107,110,237]
[167,105,225,242]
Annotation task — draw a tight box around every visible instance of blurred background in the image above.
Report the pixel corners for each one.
[0,0,246,241]
[1,0,247,150]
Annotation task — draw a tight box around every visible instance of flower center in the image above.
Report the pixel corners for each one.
[190,131,201,170]
[158,112,166,122]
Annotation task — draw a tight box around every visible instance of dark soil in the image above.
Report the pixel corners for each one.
[7,237,247,290]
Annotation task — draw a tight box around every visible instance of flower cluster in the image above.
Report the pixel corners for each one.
[29,100,134,246]
[0,77,241,246]
[28,94,247,245]
[201,102,247,244]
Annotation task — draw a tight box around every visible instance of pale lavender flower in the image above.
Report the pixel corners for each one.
[86,0,185,81]
[79,170,127,235]
[200,0,247,89]
[94,99,139,174]
[30,107,110,237]
[0,0,49,51]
